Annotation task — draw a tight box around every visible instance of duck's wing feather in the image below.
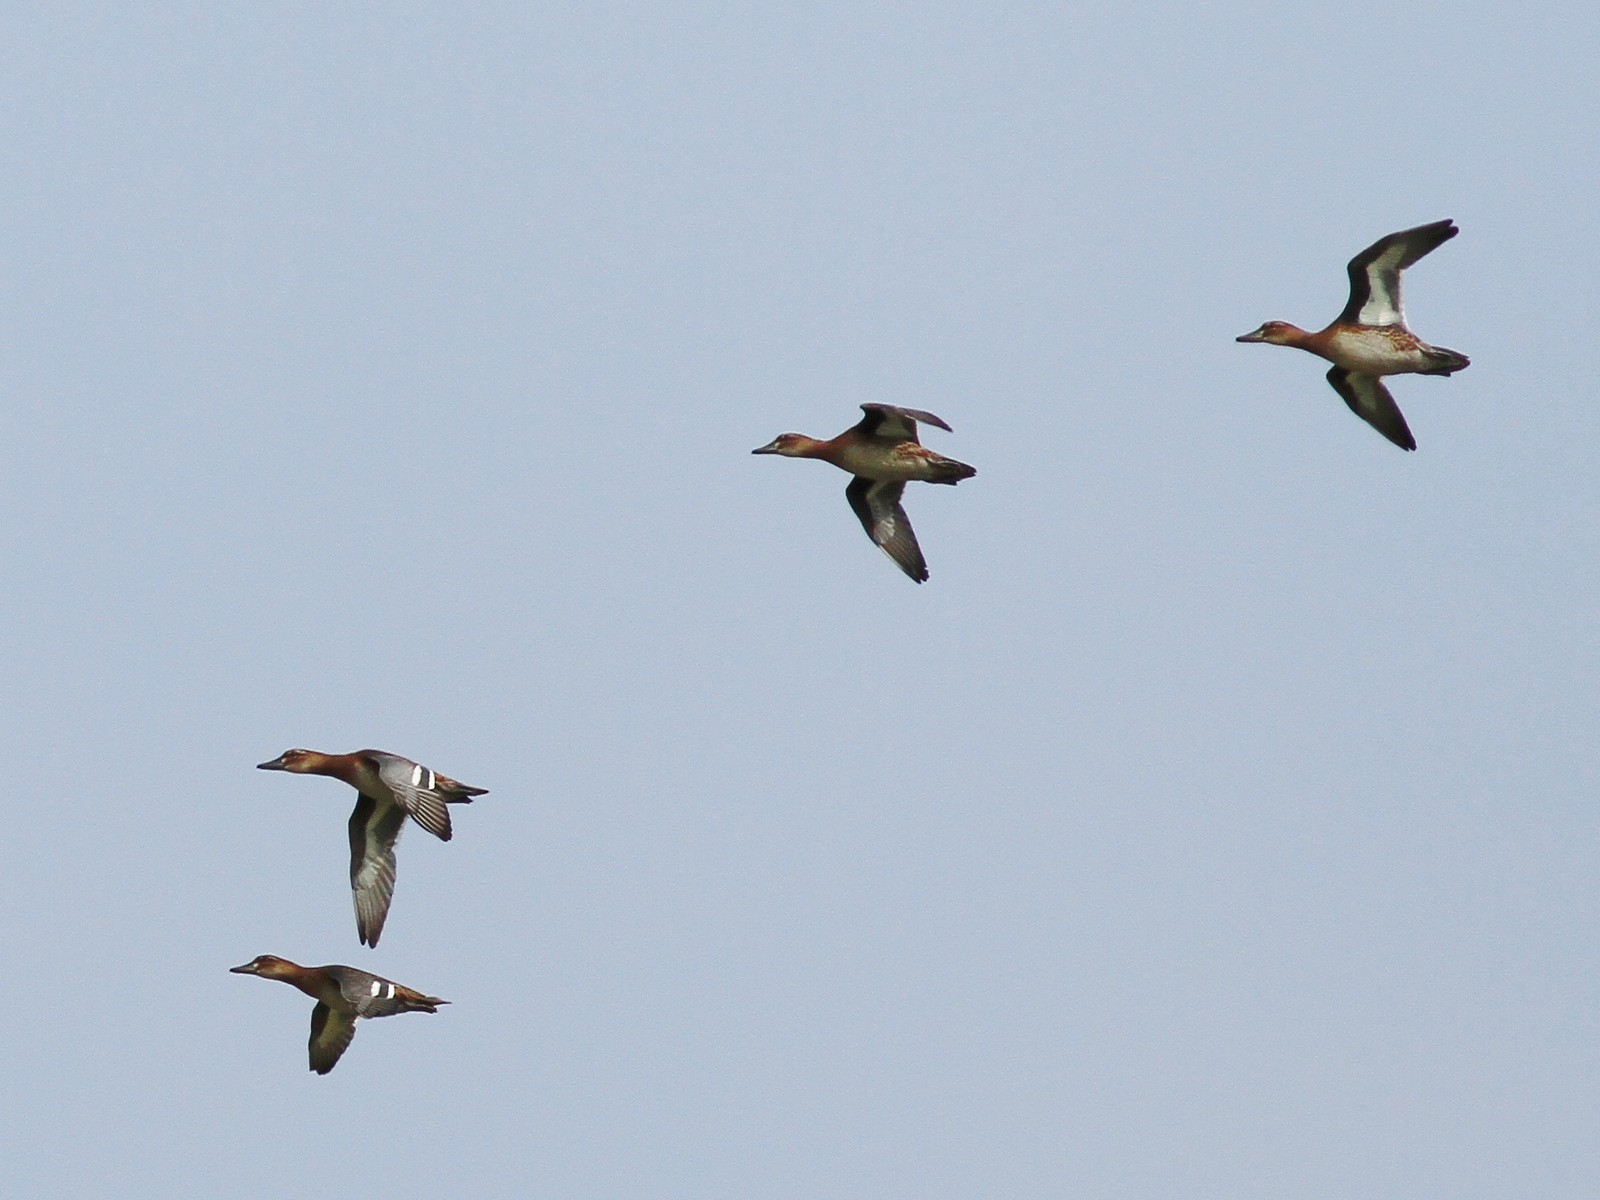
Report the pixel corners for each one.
[308,1003,357,1074]
[1326,367,1417,451]
[368,754,453,840]
[846,477,929,583]
[1338,219,1457,328]
[329,967,441,1018]
[854,404,952,442]
[349,795,405,947]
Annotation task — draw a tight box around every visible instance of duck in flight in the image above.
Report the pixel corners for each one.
[753,404,976,583]
[257,748,486,947]
[230,954,447,1074]
[1237,219,1469,450]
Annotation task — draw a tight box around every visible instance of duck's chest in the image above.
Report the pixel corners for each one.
[830,439,934,481]
[1322,325,1429,373]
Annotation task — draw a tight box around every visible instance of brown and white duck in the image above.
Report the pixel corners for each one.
[753,404,975,582]
[230,954,447,1074]
[257,749,486,947]
[1238,219,1469,450]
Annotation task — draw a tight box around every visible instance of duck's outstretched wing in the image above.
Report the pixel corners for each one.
[308,1003,357,1075]
[364,752,454,840]
[1326,367,1417,451]
[1338,219,1457,328]
[853,404,952,443]
[846,477,929,582]
[348,795,405,947]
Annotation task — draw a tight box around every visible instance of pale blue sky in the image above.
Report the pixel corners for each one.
[4,4,1598,1197]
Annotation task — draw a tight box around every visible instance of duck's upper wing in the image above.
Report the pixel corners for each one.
[365,752,454,840]
[846,477,929,583]
[348,795,405,947]
[325,966,441,1018]
[1337,219,1457,328]
[1326,367,1417,451]
[853,404,952,443]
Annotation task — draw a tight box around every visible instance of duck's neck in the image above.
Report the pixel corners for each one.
[304,751,368,789]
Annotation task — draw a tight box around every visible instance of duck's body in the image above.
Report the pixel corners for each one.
[1238,219,1469,450]
[257,748,486,947]
[753,404,975,583]
[230,954,446,1074]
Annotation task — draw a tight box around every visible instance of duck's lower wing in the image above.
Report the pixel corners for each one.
[846,477,929,583]
[349,797,405,947]
[308,1003,357,1075]
[1326,367,1417,451]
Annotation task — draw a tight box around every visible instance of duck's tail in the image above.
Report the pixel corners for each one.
[928,457,977,485]
[1421,346,1470,375]
[395,986,449,1013]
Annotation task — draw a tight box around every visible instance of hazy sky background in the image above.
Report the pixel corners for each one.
[4,4,1598,1197]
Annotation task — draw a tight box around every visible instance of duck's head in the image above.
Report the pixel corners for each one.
[257,748,321,773]
[1236,321,1302,345]
[230,954,297,979]
[751,433,818,457]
